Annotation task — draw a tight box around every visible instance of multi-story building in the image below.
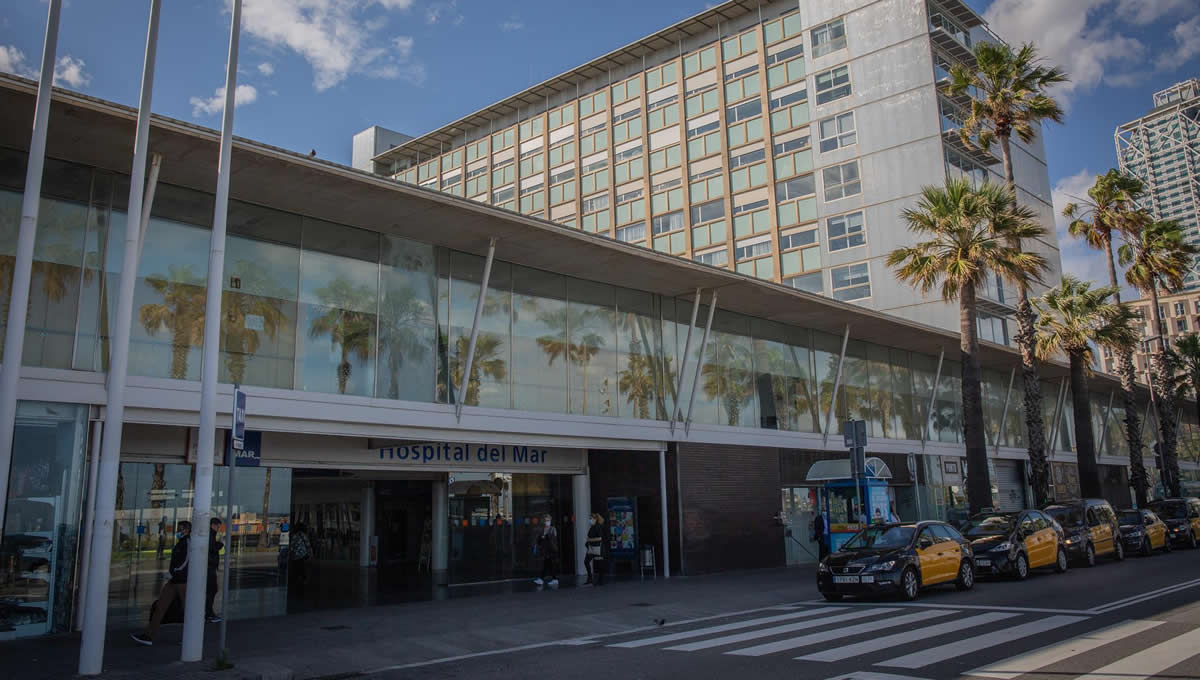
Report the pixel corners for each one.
[1116,78,1200,288]
[1100,288,1200,376]
[359,0,1061,344]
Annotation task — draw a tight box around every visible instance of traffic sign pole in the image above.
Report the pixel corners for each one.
[219,385,245,657]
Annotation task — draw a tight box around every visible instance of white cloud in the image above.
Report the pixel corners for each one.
[1157,14,1200,69]
[1114,0,1194,25]
[392,35,413,59]
[238,0,424,91]
[499,17,524,32]
[53,56,90,89]
[425,0,463,26]
[257,61,275,76]
[189,83,258,117]
[1050,168,1132,293]
[0,46,91,89]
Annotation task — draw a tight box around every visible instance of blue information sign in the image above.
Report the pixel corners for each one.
[224,430,262,467]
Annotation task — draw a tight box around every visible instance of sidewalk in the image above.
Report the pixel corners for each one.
[2,567,816,680]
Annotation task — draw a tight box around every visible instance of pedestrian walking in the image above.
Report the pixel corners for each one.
[584,513,607,586]
[532,513,559,587]
[813,512,828,560]
[206,517,224,623]
[131,521,191,646]
[289,522,312,588]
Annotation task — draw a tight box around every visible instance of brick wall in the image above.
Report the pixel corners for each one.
[676,443,784,575]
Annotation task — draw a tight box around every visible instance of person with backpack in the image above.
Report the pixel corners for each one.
[583,513,607,586]
[131,521,191,646]
[532,514,559,587]
[289,522,312,588]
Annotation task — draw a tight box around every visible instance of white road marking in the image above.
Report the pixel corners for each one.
[725,609,956,657]
[1090,577,1200,614]
[664,608,897,652]
[877,615,1088,669]
[966,619,1164,679]
[797,612,1020,663]
[822,673,931,680]
[608,607,838,649]
[1083,626,1200,680]
[802,601,1091,615]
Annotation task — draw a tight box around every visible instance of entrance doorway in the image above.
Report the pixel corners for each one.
[375,480,432,588]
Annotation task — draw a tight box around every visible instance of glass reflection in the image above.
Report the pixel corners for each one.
[616,289,666,420]
[378,235,436,401]
[566,279,617,416]
[446,252,511,408]
[512,266,568,413]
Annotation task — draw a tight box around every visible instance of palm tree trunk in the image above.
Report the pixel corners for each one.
[1148,284,1180,496]
[1071,352,1102,497]
[171,323,190,380]
[960,287,992,513]
[262,467,272,543]
[999,133,1050,508]
[1105,233,1149,505]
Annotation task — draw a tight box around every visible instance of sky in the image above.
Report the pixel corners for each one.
[1,0,1198,288]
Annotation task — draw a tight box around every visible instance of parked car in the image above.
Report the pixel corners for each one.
[817,521,974,602]
[1043,499,1125,566]
[963,509,1068,579]
[1118,508,1172,556]
[1147,497,1200,549]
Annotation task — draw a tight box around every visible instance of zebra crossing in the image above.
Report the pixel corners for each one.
[598,603,1200,679]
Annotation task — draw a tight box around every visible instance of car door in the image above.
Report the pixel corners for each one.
[915,527,941,585]
[932,524,962,581]
[1037,511,1061,564]
[1087,507,1112,555]
[1145,511,1165,548]
[1192,501,1200,539]
[1018,513,1041,566]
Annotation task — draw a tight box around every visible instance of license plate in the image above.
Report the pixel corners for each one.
[976,558,991,567]
[860,575,875,583]
[832,575,859,584]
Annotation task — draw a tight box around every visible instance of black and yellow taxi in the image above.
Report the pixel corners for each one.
[817,521,974,602]
[1044,499,1125,566]
[1118,508,1173,556]
[963,509,1068,579]
[1147,498,1200,549]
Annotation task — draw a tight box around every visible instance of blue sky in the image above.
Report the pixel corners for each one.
[1,0,1197,284]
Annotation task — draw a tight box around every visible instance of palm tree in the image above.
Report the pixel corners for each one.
[139,264,207,380]
[451,333,507,406]
[700,335,753,427]
[377,285,432,399]
[1033,277,1139,498]
[888,179,1047,513]
[1119,219,1200,498]
[947,41,1067,504]
[307,278,376,395]
[222,260,288,385]
[1063,170,1152,503]
[1174,333,1200,472]
[618,338,655,420]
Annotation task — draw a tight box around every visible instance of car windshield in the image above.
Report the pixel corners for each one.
[1150,502,1187,520]
[842,526,914,550]
[1046,506,1084,527]
[1118,511,1142,526]
[965,515,1014,537]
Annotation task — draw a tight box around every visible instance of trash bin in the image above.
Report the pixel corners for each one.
[639,544,656,580]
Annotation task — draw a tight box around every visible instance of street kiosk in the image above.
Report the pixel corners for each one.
[806,457,893,553]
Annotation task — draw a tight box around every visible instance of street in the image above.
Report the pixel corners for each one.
[373,548,1200,680]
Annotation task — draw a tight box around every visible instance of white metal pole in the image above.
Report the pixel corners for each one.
[671,290,702,428]
[919,348,945,454]
[683,291,718,434]
[182,0,241,661]
[658,448,669,578]
[994,366,1017,457]
[78,2,160,673]
[74,420,102,632]
[0,0,61,537]
[456,238,497,422]
[136,153,162,263]
[821,325,852,447]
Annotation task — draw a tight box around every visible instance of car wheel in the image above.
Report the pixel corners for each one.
[1141,537,1152,557]
[956,560,975,591]
[1115,540,1125,561]
[1014,553,1029,581]
[1054,547,1068,573]
[1084,543,1096,567]
[822,592,843,602]
[900,567,920,601]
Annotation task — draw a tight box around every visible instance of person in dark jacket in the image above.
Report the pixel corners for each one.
[131,521,191,645]
[813,512,828,559]
[584,513,607,586]
[532,514,559,587]
[206,517,224,623]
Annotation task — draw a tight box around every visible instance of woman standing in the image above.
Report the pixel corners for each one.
[533,514,559,587]
[584,513,606,586]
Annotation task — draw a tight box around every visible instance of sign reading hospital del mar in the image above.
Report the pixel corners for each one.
[374,443,586,474]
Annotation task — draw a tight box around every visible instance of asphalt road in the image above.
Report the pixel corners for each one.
[371,546,1200,680]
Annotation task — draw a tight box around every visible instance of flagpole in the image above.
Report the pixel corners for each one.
[0,0,61,544]
[181,0,241,661]
[78,2,161,672]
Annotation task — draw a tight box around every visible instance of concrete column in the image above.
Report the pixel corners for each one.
[431,476,448,582]
[360,482,374,568]
[572,470,591,578]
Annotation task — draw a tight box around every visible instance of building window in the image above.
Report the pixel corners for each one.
[776,174,816,202]
[831,262,871,301]
[810,18,847,58]
[764,12,804,45]
[1175,302,1186,315]
[734,235,774,279]
[827,211,865,251]
[615,222,645,244]
[823,160,861,201]
[1177,318,1189,332]
[815,66,852,105]
[784,271,823,294]
[818,112,856,152]
[694,247,728,267]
